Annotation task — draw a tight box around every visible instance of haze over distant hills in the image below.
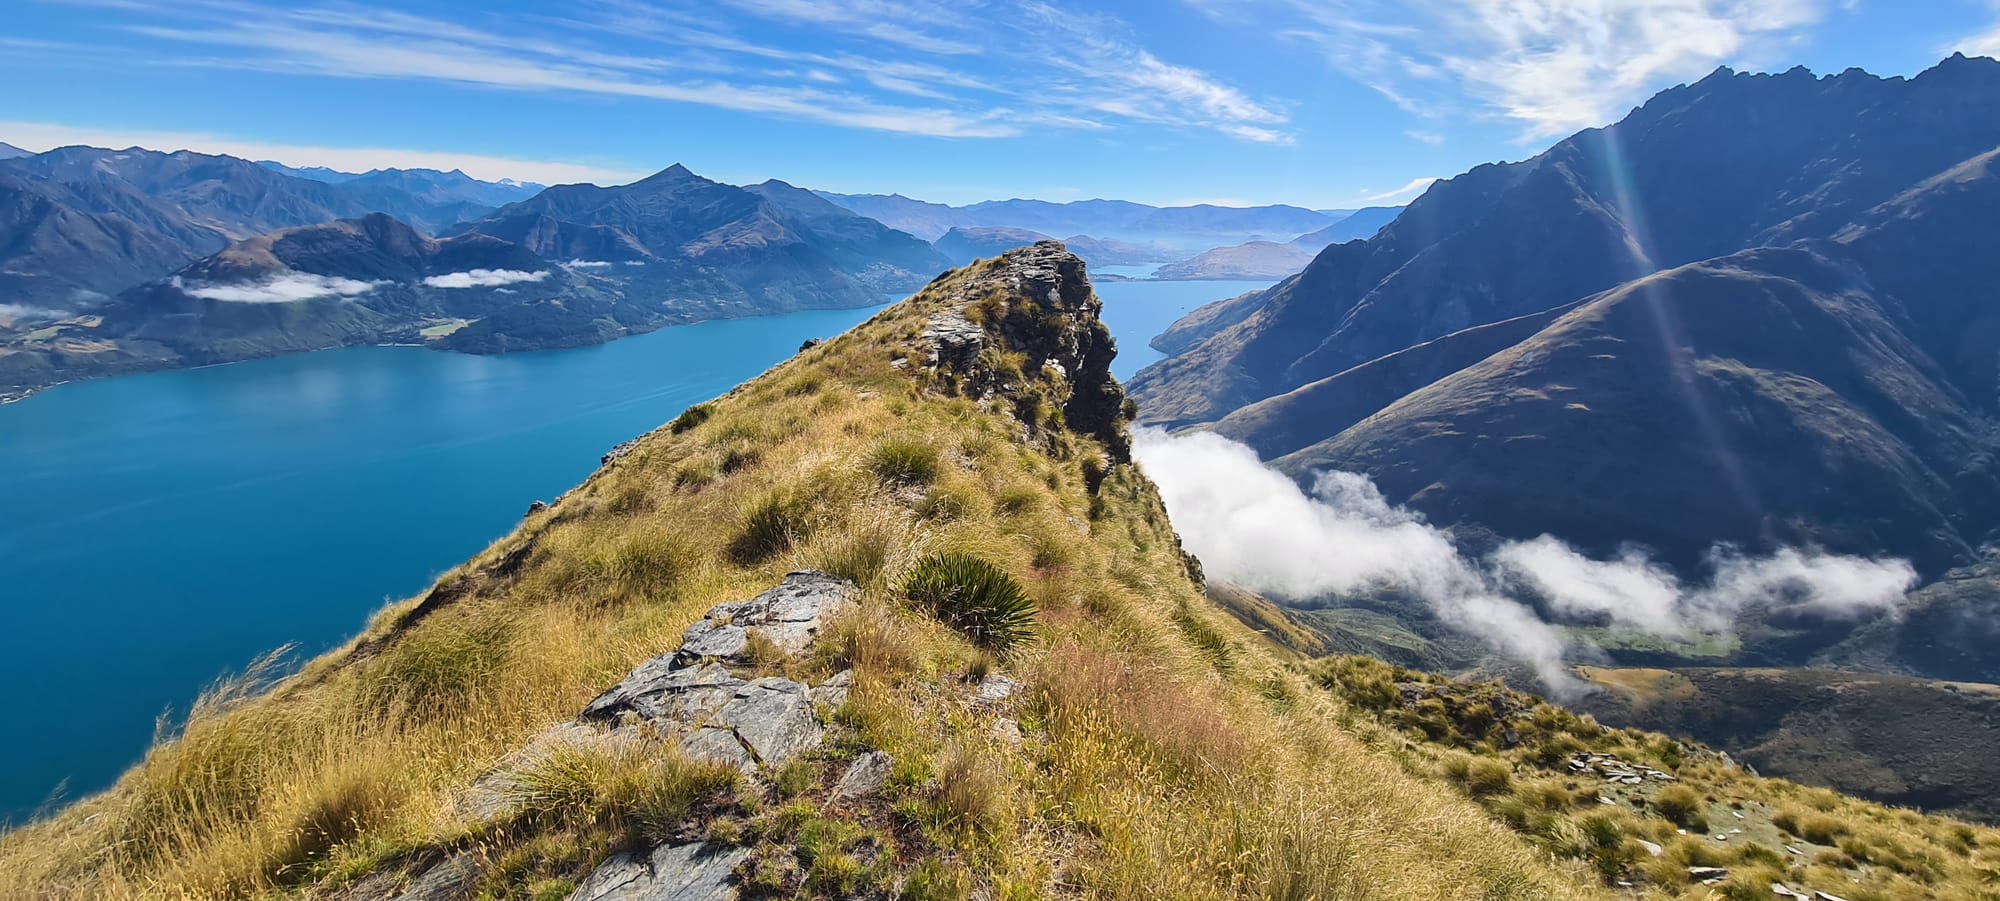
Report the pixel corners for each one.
[0,152,953,400]
[813,190,1382,254]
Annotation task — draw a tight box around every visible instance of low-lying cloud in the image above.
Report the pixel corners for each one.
[1133,428,1917,692]
[0,303,62,320]
[421,268,549,289]
[179,272,382,303]
[562,259,613,269]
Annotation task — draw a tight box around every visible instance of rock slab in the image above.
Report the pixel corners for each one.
[566,842,751,901]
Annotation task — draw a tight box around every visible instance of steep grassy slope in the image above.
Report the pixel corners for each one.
[0,245,1598,899]
[1574,666,2000,823]
[1310,656,2000,900]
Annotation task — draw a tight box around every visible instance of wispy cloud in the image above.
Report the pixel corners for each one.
[0,120,644,186]
[56,0,1287,146]
[1201,0,1827,140]
[1957,7,2000,60]
[1358,176,1437,204]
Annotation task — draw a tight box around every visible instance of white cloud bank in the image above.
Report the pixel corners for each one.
[179,272,382,303]
[421,268,550,289]
[562,259,614,269]
[1132,428,1916,691]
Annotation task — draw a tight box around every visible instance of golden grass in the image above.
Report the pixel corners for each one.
[1311,655,2000,900]
[1,262,1610,899]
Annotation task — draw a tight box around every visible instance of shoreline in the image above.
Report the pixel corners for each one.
[0,295,906,409]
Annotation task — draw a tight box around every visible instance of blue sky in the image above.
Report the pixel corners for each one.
[5,0,1999,207]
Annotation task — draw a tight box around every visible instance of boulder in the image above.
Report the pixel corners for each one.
[810,669,853,709]
[676,572,858,666]
[392,853,482,901]
[713,678,822,766]
[580,662,745,727]
[679,728,755,772]
[832,751,893,802]
[975,674,1017,703]
[566,842,750,901]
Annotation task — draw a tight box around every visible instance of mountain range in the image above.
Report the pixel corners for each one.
[11,241,1997,899]
[814,190,1377,252]
[0,146,545,316]
[0,154,953,400]
[1131,55,2000,691]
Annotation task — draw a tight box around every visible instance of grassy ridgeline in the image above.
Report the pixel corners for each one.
[6,247,1993,899]
[0,251,1594,899]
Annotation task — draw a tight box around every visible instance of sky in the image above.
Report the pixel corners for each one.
[5,0,1999,208]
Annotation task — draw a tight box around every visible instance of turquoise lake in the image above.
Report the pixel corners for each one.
[0,275,1269,818]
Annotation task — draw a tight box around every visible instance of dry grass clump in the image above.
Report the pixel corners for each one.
[503,737,737,844]
[0,261,1691,900]
[866,435,942,485]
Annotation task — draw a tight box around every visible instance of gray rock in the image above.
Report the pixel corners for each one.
[1688,867,1728,882]
[991,717,1023,744]
[392,853,482,901]
[976,674,1017,703]
[810,669,854,709]
[1637,839,1664,857]
[677,572,858,666]
[679,728,755,773]
[923,311,985,370]
[526,500,550,516]
[602,438,641,466]
[1772,885,1808,899]
[832,751,892,801]
[714,678,822,766]
[567,842,751,901]
[1814,893,1853,901]
[581,662,745,727]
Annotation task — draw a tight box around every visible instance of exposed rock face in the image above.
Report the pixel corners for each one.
[674,572,858,664]
[573,571,854,775]
[538,572,862,899]
[565,842,751,901]
[920,240,1129,460]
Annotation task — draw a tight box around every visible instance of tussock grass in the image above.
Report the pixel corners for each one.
[866,435,943,485]
[902,553,1037,651]
[0,259,1784,900]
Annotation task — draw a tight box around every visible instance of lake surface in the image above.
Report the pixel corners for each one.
[0,276,1267,819]
[1093,275,1271,379]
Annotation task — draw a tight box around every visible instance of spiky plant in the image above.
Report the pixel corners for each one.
[902,553,1037,651]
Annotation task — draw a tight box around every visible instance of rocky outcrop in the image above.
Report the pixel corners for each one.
[438,572,852,900]
[919,240,1129,461]
[566,842,751,901]
[576,572,855,773]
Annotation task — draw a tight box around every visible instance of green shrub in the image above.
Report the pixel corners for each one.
[669,403,714,434]
[868,437,942,485]
[900,858,972,901]
[902,553,1037,650]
